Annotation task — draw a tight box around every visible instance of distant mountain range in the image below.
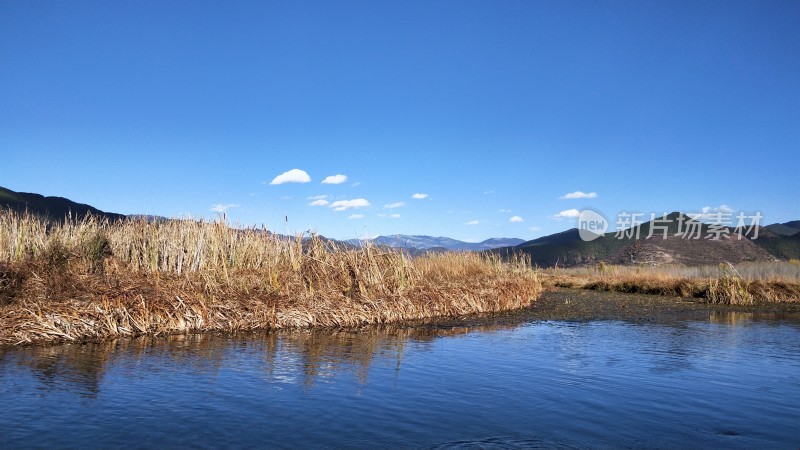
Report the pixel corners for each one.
[346,235,525,252]
[2,186,798,266]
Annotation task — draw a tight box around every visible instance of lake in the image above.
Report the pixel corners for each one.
[1,291,799,449]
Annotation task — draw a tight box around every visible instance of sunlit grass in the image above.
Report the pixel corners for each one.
[543,261,800,305]
[0,210,541,345]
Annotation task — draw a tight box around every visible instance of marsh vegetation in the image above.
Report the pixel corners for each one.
[545,261,800,304]
[0,210,541,346]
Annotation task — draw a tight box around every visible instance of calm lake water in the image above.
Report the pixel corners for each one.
[1,295,799,449]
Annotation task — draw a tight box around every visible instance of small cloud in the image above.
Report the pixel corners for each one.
[210,204,240,213]
[348,214,364,219]
[483,190,495,195]
[695,204,734,221]
[270,169,311,185]
[560,191,597,200]
[351,182,361,187]
[701,204,733,215]
[384,202,405,209]
[411,193,428,200]
[509,216,524,223]
[330,198,370,211]
[322,174,348,184]
[390,213,400,218]
[529,226,541,232]
[307,195,328,200]
[465,220,479,225]
[499,209,512,213]
[309,199,329,206]
[553,209,581,219]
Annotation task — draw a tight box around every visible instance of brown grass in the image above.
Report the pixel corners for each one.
[544,262,800,305]
[0,210,541,346]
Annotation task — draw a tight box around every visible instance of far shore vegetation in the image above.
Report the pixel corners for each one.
[544,260,800,305]
[0,210,540,346]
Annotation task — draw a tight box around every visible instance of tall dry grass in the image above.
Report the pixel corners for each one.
[545,261,800,305]
[0,210,541,346]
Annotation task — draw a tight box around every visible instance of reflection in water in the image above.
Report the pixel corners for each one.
[1,306,799,449]
[3,309,798,396]
[3,334,230,397]
[1,323,518,395]
[707,310,800,325]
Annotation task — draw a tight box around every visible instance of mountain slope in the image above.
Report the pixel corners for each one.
[765,221,800,237]
[0,186,126,222]
[497,212,797,267]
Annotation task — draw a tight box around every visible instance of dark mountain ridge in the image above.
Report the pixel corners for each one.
[495,212,800,267]
[0,186,126,222]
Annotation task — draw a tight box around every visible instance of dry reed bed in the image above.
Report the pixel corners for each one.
[0,211,541,346]
[543,262,800,305]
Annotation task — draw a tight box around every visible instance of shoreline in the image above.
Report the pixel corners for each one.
[5,287,799,350]
[540,265,800,305]
[0,260,542,347]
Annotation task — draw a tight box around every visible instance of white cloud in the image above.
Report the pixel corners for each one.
[309,199,329,207]
[553,209,581,219]
[499,209,512,213]
[465,220,479,225]
[351,182,361,187]
[509,216,524,223]
[210,204,240,213]
[307,195,328,200]
[348,214,364,219]
[694,204,734,221]
[270,169,311,185]
[411,193,428,199]
[483,190,495,195]
[529,226,541,232]
[384,201,405,209]
[322,174,348,184]
[330,198,370,211]
[701,204,733,215]
[560,191,597,199]
[390,213,400,218]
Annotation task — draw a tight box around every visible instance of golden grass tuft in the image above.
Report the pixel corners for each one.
[0,210,541,346]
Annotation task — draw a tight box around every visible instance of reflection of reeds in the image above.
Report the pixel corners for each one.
[0,211,541,345]
[544,262,800,304]
[3,322,521,393]
[708,311,755,325]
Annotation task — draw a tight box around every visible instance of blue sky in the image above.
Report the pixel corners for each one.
[2,1,798,241]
